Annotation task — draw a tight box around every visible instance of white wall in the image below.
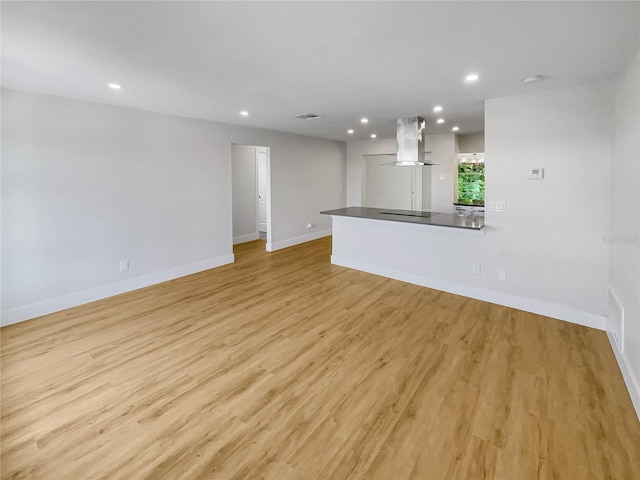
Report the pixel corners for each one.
[458,133,485,153]
[609,52,640,414]
[1,89,346,324]
[267,134,345,247]
[231,144,258,243]
[484,81,613,320]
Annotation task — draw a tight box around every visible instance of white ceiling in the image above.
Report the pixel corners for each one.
[2,1,639,141]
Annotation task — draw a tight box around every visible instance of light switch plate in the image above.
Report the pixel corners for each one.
[489,200,506,212]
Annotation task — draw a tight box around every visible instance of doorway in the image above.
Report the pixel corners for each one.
[231,144,271,250]
[257,147,268,235]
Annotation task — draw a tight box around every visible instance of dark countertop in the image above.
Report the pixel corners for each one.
[321,207,485,230]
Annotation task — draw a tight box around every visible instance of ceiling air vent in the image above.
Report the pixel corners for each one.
[294,113,324,120]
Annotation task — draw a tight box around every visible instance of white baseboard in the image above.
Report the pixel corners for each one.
[267,229,332,252]
[606,331,640,422]
[0,253,235,327]
[331,255,606,331]
[233,232,260,245]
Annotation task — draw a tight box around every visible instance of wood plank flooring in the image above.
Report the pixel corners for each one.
[1,237,639,479]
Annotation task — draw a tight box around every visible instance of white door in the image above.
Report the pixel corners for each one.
[410,167,422,210]
[257,148,268,232]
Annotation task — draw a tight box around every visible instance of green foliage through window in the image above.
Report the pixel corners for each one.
[457,163,485,204]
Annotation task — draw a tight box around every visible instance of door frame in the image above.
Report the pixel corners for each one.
[230,143,272,251]
[263,147,273,251]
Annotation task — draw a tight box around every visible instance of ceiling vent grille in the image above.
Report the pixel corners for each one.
[294,113,324,120]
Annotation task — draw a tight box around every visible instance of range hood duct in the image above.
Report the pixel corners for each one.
[364,116,437,166]
[390,116,428,166]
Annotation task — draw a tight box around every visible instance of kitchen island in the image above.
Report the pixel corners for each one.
[320,206,484,230]
[321,206,486,299]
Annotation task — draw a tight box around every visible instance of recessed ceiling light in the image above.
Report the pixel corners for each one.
[347,129,354,134]
[465,73,479,82]
[523,75,543,83]
[361,118,369,124]
[437,118,445,124]
[370,134,377,138]
[240,111,249,116]
[433,105,443,113]
[108,83,122,90]
[452,126,460,132]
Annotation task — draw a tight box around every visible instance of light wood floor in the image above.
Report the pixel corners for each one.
[2,237,639,479]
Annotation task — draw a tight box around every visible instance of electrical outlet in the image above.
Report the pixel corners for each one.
[529,168,544,179]
[497,268,507,281]
[472,263,481,275]
[119,260,129,272]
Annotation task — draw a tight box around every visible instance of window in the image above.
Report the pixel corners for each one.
[457,161,485,204]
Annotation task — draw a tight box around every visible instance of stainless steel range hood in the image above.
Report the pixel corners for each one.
[363,116,436,166]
